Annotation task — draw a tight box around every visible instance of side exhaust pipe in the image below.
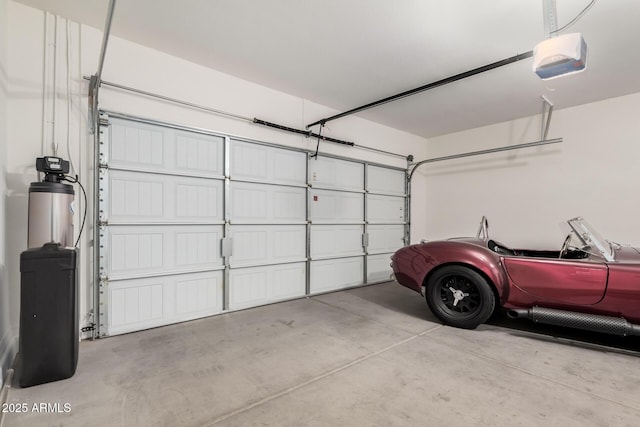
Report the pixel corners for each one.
[507,307,640,337]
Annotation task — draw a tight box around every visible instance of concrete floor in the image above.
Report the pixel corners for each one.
[2,281,640,427]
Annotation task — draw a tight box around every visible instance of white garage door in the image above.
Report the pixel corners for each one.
[98,113,407,336]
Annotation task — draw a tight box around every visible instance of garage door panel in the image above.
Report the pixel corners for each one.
[309,190,364,223]
[273,151,306,185]
[109,172,164,220]
[175,230,222,268]
[105,225,224,280]
[368,224,405,254]
[109,119,165,169]
[231,270,267,309]
[175,273,224,315]
[367,254,394,283]
[311,225,364,259]
[366,194,405,224]
[310,257,364,293]
[309,156,364,191]
[230,140,306,185]
[175,180,222,221]
[230,182,306,223]
[107,271,223,335]
[229,263,306,310]
[175,131,224,176]
[230,225,306,267]
[110,281,164,331]
[109,231,164,274]
[107,170,223,224]
[108,118,224,177]
[367,166,405,196]
[271,266,305,299]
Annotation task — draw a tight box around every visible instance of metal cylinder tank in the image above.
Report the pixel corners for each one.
[28,181,75,248]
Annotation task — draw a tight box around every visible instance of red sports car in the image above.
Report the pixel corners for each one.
[391,217,640,336]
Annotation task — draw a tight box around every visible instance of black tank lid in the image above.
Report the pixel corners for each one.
[29,181,75,195]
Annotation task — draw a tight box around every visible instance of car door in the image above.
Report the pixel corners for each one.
[503,257,607,305]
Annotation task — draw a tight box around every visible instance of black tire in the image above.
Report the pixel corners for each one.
[425,265,495,329]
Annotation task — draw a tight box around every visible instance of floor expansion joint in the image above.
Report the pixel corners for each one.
[205,325,443,425]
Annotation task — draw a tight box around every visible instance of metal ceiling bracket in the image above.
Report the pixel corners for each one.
[88,74,99,134]
[541,95,554,141]
[543,0,559,38]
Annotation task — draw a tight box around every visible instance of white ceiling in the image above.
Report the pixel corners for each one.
[15,0,640,138]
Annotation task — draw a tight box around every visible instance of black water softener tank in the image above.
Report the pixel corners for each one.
[18,156,79,387]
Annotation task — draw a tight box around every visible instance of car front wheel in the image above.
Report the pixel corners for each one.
[425,265,495,329]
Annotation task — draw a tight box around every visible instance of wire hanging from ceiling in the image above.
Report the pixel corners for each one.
[66,19,77,176]
[52,15,58,157]
[550,0,597,35]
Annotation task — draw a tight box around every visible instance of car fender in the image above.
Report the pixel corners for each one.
[400,240,510,302]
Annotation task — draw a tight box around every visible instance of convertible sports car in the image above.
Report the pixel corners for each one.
[391,217,640,336]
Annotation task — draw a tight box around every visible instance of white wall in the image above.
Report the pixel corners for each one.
[6,2,428,343]
[0,0,12,387]
[423,91,640,249]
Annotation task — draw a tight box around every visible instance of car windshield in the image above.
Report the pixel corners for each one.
[566,217,614,262]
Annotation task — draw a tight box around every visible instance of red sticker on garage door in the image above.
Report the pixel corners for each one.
[313,195,318,201]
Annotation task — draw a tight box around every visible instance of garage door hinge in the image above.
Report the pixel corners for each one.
[98,220,109,227]
[99,275,108,283]
[98,162,109,169]
[362,233,369,247]
[99,117,110,126]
